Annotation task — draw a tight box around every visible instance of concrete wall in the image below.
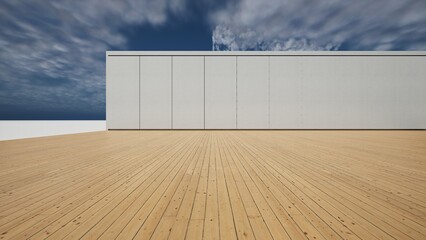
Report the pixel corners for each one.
[106,51,426,129]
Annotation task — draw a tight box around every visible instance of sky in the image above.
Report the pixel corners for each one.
[0,0,425,120]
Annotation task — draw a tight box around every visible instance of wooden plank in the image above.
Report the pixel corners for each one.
[32,133,197,239]
[217,134,256,240]
[117,132,207,239]
[0,130,424,240]
[203,134,220,240]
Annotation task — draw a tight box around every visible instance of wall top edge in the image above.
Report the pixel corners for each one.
[106,51,426,56]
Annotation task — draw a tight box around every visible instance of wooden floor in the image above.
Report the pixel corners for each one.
[0,131,425,240]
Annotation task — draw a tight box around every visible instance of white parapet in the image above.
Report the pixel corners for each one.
[0,121,106,141]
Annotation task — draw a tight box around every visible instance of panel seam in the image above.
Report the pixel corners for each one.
[171,56,174,129]
[236,56,238,129]
[268,56,270,129]
[203,56,206,129]
[139,56,141,129]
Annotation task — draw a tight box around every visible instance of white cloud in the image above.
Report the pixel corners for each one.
[210,0,426,50]
[1,0,426,118]
[0,0,187,116]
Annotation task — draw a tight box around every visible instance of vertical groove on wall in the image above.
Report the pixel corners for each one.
[171,56,173,129]
[105,54,108,129]
[268,56,270,129]
[204,56,206,129]
[139,56,141,129]
[236,56,238,129]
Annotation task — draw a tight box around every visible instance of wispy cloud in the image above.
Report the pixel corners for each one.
[0,0,186,119]
[210,0,426,50]
[1,0,425,119]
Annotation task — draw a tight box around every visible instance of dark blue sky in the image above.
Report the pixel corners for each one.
[0,0,425,120]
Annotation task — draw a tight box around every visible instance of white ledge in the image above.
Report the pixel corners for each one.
[0,121,106,141]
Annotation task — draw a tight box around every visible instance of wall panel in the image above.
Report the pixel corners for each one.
[172,56,205,129]
[140,56,172,129]
[395,57,426,129]
[269,57,303,128]
[205,56,237,129]
[344,57,396,128]
[106,56,139,129]
[237,57,269,129]
[270,56,426,129]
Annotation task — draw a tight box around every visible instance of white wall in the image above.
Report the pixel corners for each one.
[106,56,139,129]
[205,56,236,129]
[237,56,269,129]
[269,56,426,129]
[395,57,426,129]
[140,56,172,129]
[107,51,426,129]
[270,56,304,128]
[0,121,106,141]
[172,56,205,129]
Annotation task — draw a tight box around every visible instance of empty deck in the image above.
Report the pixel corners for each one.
[0,131,425,239]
